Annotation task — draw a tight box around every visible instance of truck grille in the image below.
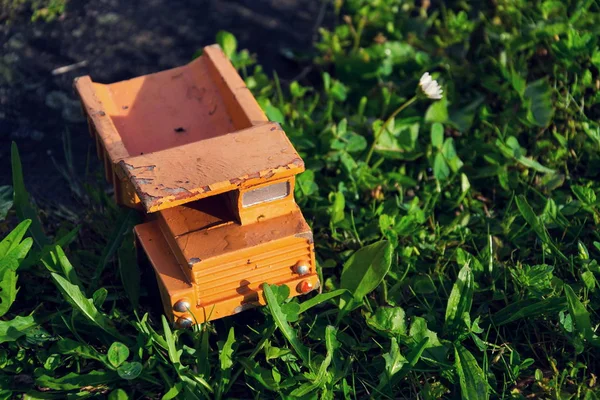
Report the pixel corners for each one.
[192,238,312,305]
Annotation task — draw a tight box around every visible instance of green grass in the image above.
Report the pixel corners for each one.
[1,0,67,22]
[2,0,600,398]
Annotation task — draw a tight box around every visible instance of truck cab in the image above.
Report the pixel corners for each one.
[75,45,318,326]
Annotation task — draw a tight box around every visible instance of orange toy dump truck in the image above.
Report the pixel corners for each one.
[74,45,318,327]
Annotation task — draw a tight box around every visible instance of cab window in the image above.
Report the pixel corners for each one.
[242,181,290,207]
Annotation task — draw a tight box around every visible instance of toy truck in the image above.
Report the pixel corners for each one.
[74,45,319,327]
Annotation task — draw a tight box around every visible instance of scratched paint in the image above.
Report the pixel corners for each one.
[77,45,317,326]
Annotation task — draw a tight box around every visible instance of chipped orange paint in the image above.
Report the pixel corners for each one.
[75,44,318,326]
[118,122,303,213]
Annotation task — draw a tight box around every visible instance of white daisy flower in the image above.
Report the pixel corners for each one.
[419,72,443,100]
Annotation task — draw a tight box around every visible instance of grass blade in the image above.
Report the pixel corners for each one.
[11,142,50,249]
[162,315,181,366]
[22,225,80,271]
[53,245,83,288]
[92,208,139,290]
[290,325,338,397]
[492,297,567,326]
[118,232,140,310]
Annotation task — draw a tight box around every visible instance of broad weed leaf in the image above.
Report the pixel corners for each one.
[523,79,554,127]
[381,338,407,383]
[433,152,450,180]
[366,307,406,338]
[117,361,142,380]
[374,118,421,159]
[108,342,130,368]
[0,219,30,258]
[265,104,284,123]
[25,226,79,271]
[289,81,309,98]
[515,155,555,174]
[0,268,17,317]
[281,302,300,322]
[328,191,345,224]
[0,230,33,317]
[0,314,37,344]
[161,384,183,400]
[448,95,484,132]
[216,30,237,59]
[263,284,310,365]
[431,123,444,150]
[409,317,446,362]
[51,273,122,340]
[2,237,33,271]
[56,338,107,363]
[456,248,483,275]
[454,344,489,400]
[442,138,463,172]
[298,289,346,315]
[564,285,600,347]
[386,337,430,387]
[572,185,597,206]
[582,122,600,148]
[330,80,348,102]
[108,389,129,400]
[581,271,597,292]
[219,327,236,371]
[295,170,318,198]
[425,96,448,123]
[340,240,393,302]
[238,358,281,391]
[444,265,474,335]
[92,288,108,308]
[35,370,118,391]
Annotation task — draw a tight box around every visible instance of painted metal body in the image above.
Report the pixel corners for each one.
[74,44,318,326]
